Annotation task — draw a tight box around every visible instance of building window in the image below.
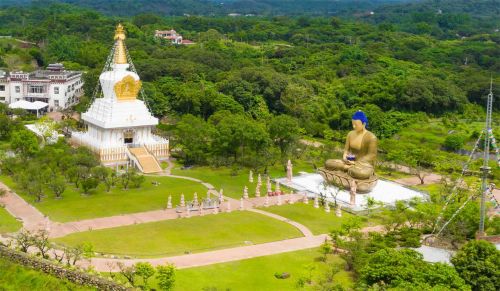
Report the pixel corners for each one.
[54,100,59,107]
[54,87,59,94]
[15,86,20,93]
[0,97,5,101]
[29,85,44,94]
[0,85,4,91]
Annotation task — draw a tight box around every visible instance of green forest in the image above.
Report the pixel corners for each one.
[0,1,499,171]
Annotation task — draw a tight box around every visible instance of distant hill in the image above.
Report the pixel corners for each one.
[4,0,411,16]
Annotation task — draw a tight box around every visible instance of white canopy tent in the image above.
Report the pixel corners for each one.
[8,100,48,117]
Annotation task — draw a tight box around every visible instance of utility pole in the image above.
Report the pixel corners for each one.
[479,78,494,235]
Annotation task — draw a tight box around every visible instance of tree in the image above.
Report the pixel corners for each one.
[444,134,466,151]
[32,230,50,258]
[361,248,467,290]
[92,166,113,192]
[10,130,39,157]
[130,173,145,188]
[117,262,136,288]
[319,238,332,262]
[120,168,140,190]
[81,177,98,195]
[268,115,300,160]
[156,264,176,291]
[451,240,500,291]
[365,196,378,216]
[15,229,34,253]
[175,114,214,165]
[48,174,66,199]
[135,262,155,289]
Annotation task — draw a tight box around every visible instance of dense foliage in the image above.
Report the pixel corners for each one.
[451,240,500,291]
[0,2,498,171]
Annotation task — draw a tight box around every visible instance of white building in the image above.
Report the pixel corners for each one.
[154,29,195,45]
[0,63,83,113]
[72,24,169,174]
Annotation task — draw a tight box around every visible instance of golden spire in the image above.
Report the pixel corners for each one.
[114,23,127,64]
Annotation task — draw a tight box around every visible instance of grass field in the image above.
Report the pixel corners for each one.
[260,203,374,235]
[54,211,303,258]
[0,257,93,291]
[173,248,353,291]
[170,160,315,199]
[0,175,207,222]
[107,248,353,291]
[0,206,22,233]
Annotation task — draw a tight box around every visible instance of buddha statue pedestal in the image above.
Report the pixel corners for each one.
[318,167,378,194]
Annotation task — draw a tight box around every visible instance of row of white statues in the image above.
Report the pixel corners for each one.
[165,190,342,217]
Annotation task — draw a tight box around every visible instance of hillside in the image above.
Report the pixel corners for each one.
[6,0,409,16]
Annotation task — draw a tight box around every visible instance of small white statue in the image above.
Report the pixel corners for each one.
[313,195,319,208]
[302,193,309,204]
[335,205,342,217]
[193,192,198,206]
[167,195,172,209]
[180,194,185,207]
[243,186,249,199]
[240,198,244,210]
[249,170,254,183]
[286,159,293,183]
[255,184,261,197]
[264,195,269,207]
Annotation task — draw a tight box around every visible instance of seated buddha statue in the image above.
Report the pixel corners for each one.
[324,111,377,180]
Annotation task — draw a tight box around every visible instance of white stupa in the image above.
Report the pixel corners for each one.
[72,24,169,173]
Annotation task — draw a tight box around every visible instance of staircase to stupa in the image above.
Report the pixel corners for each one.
[128,146,162,174]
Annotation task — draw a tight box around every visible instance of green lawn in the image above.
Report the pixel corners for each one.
[174,248,352,291]
[170,160,315,199]
[0,175,207,222]
[54,211,303,258]
[0,206,22,233]
[109,248,353,291]
[0,257,94,291]
[261,203,377,235]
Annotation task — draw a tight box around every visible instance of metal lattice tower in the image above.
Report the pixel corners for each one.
[479,78,494,235]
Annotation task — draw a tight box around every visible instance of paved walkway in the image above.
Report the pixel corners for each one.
[0,182,47,231]
[82,234,328,271]
[48,193,305,238]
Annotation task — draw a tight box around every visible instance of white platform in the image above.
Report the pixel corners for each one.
[277,173,427,212]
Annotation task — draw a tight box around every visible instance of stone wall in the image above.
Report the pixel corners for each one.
[0,246,129,291]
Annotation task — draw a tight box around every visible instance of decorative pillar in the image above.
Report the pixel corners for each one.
[243,186,249,199]
[286,159,293,184]
[180,194,185,207]
[167,195,172,209]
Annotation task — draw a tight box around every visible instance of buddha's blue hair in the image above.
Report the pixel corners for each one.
[352,110,368,127]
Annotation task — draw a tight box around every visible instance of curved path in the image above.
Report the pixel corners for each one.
[1,164,324,271]
[83,234,328,271]
[0,182,47,232]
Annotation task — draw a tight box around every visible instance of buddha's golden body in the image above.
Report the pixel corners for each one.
[325,119,377,180]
